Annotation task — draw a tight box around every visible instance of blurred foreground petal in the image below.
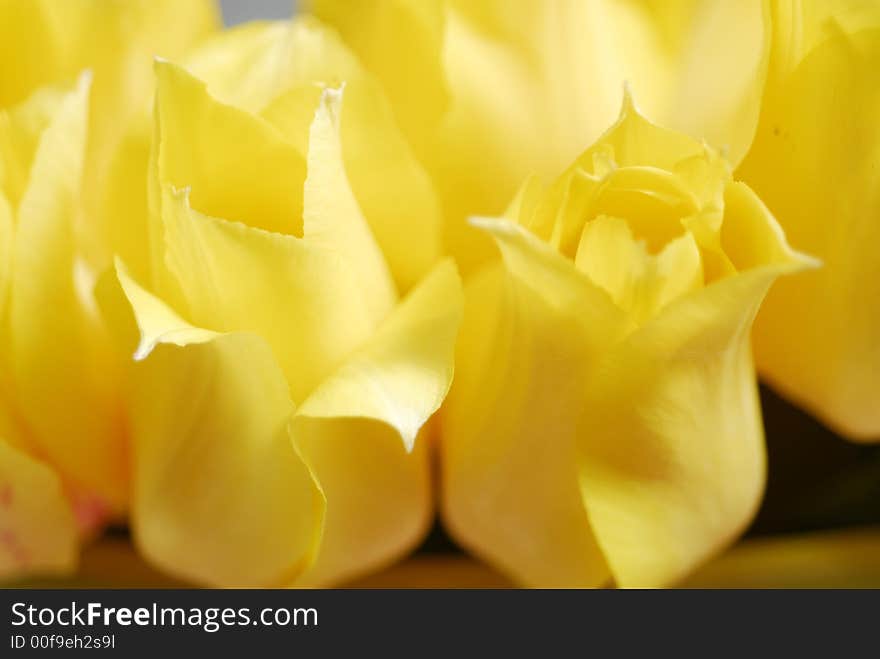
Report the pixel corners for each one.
[682,527,880,588]
[0,439,77,581]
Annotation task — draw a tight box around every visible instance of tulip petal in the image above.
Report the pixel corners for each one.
[469,218,632,345]
[576,264,802,587]
[112,266,325,587]
[153,59,306,236]
[291,419,432,586]
[290,259,461,585]
[159,187,378,404]
[113,259,217,361]
[271,70,443,293]
[184,18,443,292]
[442,220,634,586]
[0,190,11,316]
[184,21,304,113]
[7,74,126,508]
[0,0,218,271]
[133,335,325,588]
[306,0,449,155]
[575,215,703,324]
[297,258,462,451]
[303,85,398,321]
[0,0,218,108]
[0,438,77,581]
[740,17,880,439]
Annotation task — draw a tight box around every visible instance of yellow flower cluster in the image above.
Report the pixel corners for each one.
[0,0,877,587]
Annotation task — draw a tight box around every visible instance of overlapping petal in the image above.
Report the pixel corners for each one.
[741,1,880,440]
[3,75,126,509]
[109,264,323,587]
[0,438,77,580]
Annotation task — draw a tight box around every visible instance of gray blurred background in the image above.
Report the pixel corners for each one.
[220,0,295,25]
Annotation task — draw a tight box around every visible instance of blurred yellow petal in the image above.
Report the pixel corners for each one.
[6,75,125,509]
[153,59,305,236]
[297,258,462,451]
[112,265,324,587]
[307,0,449,156]
[0,0,219,270]
[767,0,880,83]
[99,122,152,284]
[0,438,77,581]
[741,8,880,440]
[682,527,880,588]
[0,190,11,316]
[0,85,67,208]
[0,0,218,108]
[185,21,302,113]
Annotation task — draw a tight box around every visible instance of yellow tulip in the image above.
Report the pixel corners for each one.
[740,0,880,440]
[441,94,815,587]
[0,1,216,582]
[98,35,463,586]
[0,0,219,268]
[308,0,772,274]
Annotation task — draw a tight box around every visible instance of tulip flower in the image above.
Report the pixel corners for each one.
[190,16,447,294]
[99,40,462,586]
[739,1,880,440]
[441,94,815,587]
[308,0,772,273]
[0,0,217,581]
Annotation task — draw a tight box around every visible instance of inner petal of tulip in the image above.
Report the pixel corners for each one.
[574,215,703,325]
[588,166,700,254]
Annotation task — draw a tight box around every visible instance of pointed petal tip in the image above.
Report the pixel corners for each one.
[76,69,94,90]
[318,82,347,125]
[620,80,636,116]
[468,215,513,233]
[788,248,823,272]
[400,426,419,454]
